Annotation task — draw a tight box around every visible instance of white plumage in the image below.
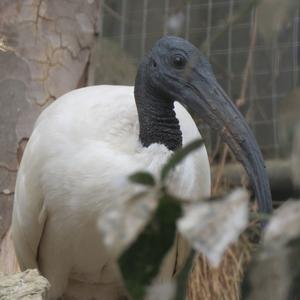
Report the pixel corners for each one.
[12,85,210,299]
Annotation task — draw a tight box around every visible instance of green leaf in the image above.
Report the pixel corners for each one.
[127,191,151,204]
[118,194,182,300]
[129,171,156,186]
[174,250,195,300]
[161,139,204,182]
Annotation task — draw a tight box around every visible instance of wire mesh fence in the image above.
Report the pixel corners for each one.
[99,0,300,158]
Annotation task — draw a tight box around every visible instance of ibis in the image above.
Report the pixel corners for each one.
[12,36,272,300]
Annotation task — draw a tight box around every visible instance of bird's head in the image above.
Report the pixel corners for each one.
[135,36,272,214]
[141,36,215,99]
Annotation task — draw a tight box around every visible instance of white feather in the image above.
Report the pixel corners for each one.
[12,85,211,299]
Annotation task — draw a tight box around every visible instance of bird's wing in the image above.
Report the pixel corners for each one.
[12,132,47,270]
[11,85,138,270]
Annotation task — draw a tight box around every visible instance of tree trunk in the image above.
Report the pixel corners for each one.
[0,0,101,273]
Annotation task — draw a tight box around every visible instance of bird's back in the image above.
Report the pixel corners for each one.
[34,85,139,152]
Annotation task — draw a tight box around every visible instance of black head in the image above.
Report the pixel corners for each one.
[139,36,214,99]
[134,36,272,214]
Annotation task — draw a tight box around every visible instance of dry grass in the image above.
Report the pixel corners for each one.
[1,212,256,300]
[187,234,254,300]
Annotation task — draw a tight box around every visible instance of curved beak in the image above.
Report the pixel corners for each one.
[180,71,272,214]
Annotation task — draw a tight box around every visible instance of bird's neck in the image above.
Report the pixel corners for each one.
[134,70,182,151]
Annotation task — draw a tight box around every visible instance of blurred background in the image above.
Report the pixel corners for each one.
[95,0,300,203]
[98,0,299,157]
[0,0,300,297]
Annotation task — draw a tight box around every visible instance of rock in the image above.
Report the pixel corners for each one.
[0,269,49,300]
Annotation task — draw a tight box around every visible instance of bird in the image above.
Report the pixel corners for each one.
[12,36,272,300]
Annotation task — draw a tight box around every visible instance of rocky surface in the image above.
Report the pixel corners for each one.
[0,269,49,300]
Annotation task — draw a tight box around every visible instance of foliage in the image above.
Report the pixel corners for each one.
[118,194,182,300]
[129,172,156,187]
[115,139,249,300]
[120,139,204,300]
[174,250,195,300]
[160,139,204,182]
[242,201,300,300]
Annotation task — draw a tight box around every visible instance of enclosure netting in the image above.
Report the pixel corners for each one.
[99,0,300,158]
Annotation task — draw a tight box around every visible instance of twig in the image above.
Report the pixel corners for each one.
[0,163,18,172]
[212,10,258,194]
[102,2,123,21]
[201,0,260,54]
[102,2,141,26]
[210,136,221,164]
[0,190,14,196]
[212,146,229,194]
[236,11,258,107]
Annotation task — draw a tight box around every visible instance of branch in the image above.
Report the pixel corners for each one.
[212,10,258,194]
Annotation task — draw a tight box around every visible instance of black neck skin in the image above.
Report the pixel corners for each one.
[134,62,182,151]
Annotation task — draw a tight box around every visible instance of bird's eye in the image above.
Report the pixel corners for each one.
[171,54,186,69]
